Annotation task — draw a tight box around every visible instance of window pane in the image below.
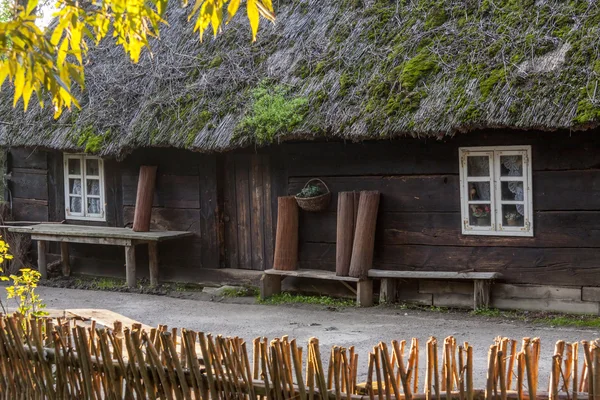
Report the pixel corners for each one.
[500,155,523,177]
[68,158,81,175]
[87,198,101,214]
[70,196,82,213]
[502,204,525,227]
[467,156,490,177]
[86,159,100,176]
[467,182,490,201]
[469,204,491,227]
[501,181,524,201]
[87,179,100,196]
[69,179,82,195]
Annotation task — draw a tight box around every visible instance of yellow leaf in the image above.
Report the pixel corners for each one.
[13,67,25,107]
[261,0,273,12]
[247,0,259,41]
[226,0,240,23]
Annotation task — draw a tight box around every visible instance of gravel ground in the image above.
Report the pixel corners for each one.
[2,285,599,388]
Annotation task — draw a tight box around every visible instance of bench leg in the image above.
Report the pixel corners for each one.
[37,241,47,279]
[60,242,70,277]
[149,242,159,286]
[125,245,136,288]
[474,280,491,310]
[260,274,281,300]
[380,278,397,304]
[357,280,373,307]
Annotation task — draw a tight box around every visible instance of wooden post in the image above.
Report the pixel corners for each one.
[125,245,136,288]
[260,274,282,299]
[380,278,397,304]
[336,192,355,277]
[37,240,47,279]
[348,191,380,278]
[357,280,374,307]
[60,242,70,277]
[132,165,157,232]
[148,242,159,286]
[273,196,299,271]
[474,280,491,310]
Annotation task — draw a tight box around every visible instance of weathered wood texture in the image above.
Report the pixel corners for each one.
[336,192,355,276]
[281,129,600,287]
[132,165,157,232]
[273,196,299,271]
[348,191,380,278]
[223,153,274,270]
[9,149,49,222]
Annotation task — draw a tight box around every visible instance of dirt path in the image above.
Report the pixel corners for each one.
[4,285,599,388]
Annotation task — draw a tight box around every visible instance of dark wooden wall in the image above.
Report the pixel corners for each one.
[8,148,220,281]
[280,129,600,287]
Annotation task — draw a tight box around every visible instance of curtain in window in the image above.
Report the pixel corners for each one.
[503,156,524,216]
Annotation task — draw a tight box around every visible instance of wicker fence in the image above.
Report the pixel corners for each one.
[0,314,597,400]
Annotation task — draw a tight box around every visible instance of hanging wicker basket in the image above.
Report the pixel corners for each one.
[295,178,332,212]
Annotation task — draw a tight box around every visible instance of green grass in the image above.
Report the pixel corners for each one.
[93,277,125,290]
[258,292,355,307]
[534,315,600,328]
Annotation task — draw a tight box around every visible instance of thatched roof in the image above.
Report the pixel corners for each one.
[1,0,600,157]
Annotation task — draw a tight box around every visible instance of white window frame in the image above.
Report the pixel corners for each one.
[459,146,533,237]
[63,154,106,222]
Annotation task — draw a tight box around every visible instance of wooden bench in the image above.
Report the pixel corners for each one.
[367,270,502,309]
[8,224,193,287]
[260,269,374,307]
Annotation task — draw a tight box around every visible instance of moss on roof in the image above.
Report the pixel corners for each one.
[1,0,599,156]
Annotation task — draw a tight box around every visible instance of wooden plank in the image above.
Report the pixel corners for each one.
[300,211,600,249]
[9,224,193,241]
[262,155,274,270]
[368,270,501,280]
[260,274,282,299]
[379,278,397,303]
[11,198,48,222]
[11,168,48,200]
[149,242,159,286]
[60,242,70,276]
[223,155,239,268]
[250,155,265,270]
[474,280,491,309]
[264,268,362,282]
[122,174,200,209]
[47,152,65,223]
[125,245,136,287]
[123,207,201,232]
[31,234,132,246]
[121,148,201,177]
[199,155,219,269]
[433,293,473,308]
[132,165,158,232]
[582,287,600,302]
[493,283,582,301]
[9,148,47,169]
[419,280,474,295]
[37,240,47,279]
[288,175,460,213]
[491,297,600,314]
[357,280,374,307]
[235,155,252,269]
[534,170,600,211]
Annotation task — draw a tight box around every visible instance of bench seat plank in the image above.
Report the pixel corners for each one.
[264,268,364,282]
[368,270,501,280]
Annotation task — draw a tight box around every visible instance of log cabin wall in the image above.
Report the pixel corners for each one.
[8,147,220,282]
[280,129,600,312]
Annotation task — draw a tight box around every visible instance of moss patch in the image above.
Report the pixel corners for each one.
[236,83,308,144]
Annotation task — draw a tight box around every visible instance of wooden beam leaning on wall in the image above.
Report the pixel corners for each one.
[132,165,157,232]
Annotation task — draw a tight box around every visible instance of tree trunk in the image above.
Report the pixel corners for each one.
[336,192,355,276]
[348,191,380,279]
[132,166,158,232]
[273,196,299,271]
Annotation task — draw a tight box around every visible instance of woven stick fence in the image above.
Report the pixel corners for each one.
[0,314,599,400]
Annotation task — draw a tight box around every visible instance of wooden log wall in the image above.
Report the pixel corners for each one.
[9,148,220,281]
[282,129,600,287]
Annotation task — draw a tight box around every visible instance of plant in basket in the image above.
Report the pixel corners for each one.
[470,204,491,226]
[295,178,331,212]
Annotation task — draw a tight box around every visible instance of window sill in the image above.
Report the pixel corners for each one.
[461,229,534,238]
[65,215,107,223]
